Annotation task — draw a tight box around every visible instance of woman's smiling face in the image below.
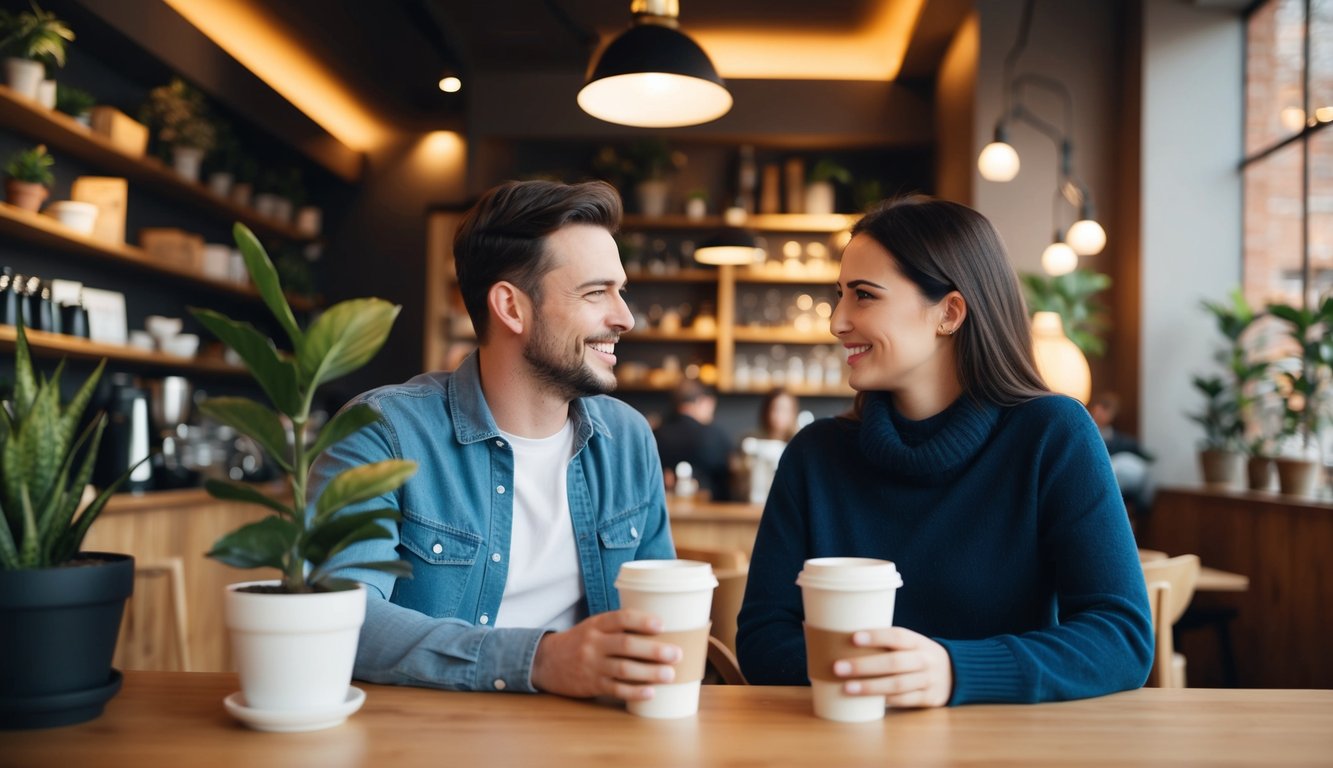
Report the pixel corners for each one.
[831,234,958,401]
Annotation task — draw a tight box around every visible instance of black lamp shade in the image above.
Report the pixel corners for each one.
[578,24,732,128]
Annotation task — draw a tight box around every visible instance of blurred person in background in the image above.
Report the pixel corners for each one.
[654,379,734,501]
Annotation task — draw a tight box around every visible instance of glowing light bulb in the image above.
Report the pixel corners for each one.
[978,142,1020,182]
[1066,219,1107,256]
[1041,241,1078,276]
[438,76,462,93]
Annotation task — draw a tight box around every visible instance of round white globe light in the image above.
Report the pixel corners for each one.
[978,142,1020,182]
[1041,241,1078,276]
[1066,219,1107,256]
[438,76,462,93]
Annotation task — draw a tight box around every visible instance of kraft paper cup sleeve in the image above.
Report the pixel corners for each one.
[628,623,711,684]
[803,624,883,683]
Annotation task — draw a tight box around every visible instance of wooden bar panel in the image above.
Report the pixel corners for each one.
[1141,486,1333,689]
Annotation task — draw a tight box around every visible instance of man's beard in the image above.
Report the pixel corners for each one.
[523,324,616,400]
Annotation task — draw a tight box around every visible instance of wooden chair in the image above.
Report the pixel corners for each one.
[675,545,749,656]
[1141,553,1200,688]
[704,635,747,685]
[115,557,192,672]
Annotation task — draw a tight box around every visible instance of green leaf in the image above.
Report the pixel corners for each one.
[56,453,151,564]
[314,459,417,523]
[197,398,292,473]
[202,478,293,518]
[190,309,303,416]
[297,299,401,389]
[308,403,381,460]
[304,508,399,561]
[233,223,303,348]
[58,358,104,460]
[17,486,38,568]
[207,517,299,570]
[12,321,36,418]
[0,495,18,570]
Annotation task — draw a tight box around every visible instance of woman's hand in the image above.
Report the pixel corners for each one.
[832,626,953,708]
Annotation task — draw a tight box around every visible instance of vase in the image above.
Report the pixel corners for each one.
[1199,449,1245,489]
[1274,457,1320,498]
[635,179,671,218]
[3,57,44,100]
[804,181,836,215]
[225,580,366,731]
[171,146,206,183]
[5,179,49,212]
[0,553,134,730]
[685,197,706,220]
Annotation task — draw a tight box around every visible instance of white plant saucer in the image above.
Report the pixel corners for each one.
[224,686,365,732]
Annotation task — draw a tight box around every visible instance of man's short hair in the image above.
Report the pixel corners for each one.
[453,180,622,341]
[671,379,716,410]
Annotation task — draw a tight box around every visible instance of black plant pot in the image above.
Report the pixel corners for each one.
[0,552,134,730]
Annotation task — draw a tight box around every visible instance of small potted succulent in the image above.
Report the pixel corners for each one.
[140,77,216,183]
[594,139,686,217]
[1266,296,1333,497]
[0,1,73,102]
[4,143,54,212]
[0,320,143,729]
[190,223,415,731]
[54,82,95,127]
[805,158,851,215]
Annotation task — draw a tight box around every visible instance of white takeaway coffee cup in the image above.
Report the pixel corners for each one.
[796,557,904,722]
[614,559,718,718]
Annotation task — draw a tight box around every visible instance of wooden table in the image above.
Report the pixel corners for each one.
[4,672,1332,766]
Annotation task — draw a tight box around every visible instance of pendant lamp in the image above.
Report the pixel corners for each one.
[578,0,732,128]
[694,228,764,266]
[1031,311,1091,403]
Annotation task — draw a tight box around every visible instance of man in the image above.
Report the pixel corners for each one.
[310,180,679,702]
[1088,391,1153,512]
[654,380,734,501]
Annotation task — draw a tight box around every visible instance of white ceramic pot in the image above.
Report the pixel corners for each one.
[45,200,99,235]
[3,58,44,100]
[635,179,671,218]
[685,197,707,220]
[804,181,836,215]
[36,79,56,109]
[207,172,234,199]
[271,196,294,225]
[225,580,366,714]
[253,193,280,219]
[171,146,206,183]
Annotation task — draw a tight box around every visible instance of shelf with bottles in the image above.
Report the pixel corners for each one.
[0,84,319,244]
[0,324,245,376]
[732,342,849,396]
[621,213,859,234]
[0,201,318,311]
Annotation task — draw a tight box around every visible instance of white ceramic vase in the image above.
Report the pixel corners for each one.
[804,181,836,215]
[3,58,44,100]
[224,580,366,718]
[636,179,671,218]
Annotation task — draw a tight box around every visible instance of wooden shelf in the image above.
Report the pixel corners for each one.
[622,213,859,233]
[629,328,717,342]
[733,266,840,284]
[733,326,835,344]
[0,202,318,311]
[0,324,247,377]
[0,84,317,244]
[625,269,722,283]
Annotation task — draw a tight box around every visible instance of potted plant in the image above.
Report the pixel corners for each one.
[0,1,73,102]
[805,158,851,216]
[1020,268,1112,357]
[190,223,415,731]
[0,321,143,729]
[685,188,708,220]
[140,77,216,183]
[203,118,240,198]
[593,139,685,217]
[54,82,94,127]
[1266,296,1333,497]
[4,143,54,212]
[1199,291,1274,490]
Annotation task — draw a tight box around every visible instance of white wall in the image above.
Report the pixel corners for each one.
[1140,0,1244,486]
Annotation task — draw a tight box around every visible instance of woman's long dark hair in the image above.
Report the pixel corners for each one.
[848,195,1049,417]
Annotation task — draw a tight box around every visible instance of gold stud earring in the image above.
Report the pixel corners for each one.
[938,324,947,334]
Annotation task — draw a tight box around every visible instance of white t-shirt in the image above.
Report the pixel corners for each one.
[494,421,585,631]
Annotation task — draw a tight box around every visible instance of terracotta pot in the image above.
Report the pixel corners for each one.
[1274,457,1321,498]
[1246,456,1275,492]
[4,179,49,212]
[1199,449,1244,489]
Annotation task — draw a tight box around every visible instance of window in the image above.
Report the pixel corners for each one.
[1243,0,1332,308]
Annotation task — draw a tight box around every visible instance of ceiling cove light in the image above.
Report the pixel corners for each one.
[578,0,732,128]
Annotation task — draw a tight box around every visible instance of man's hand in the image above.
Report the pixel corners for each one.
[831,627,953,708]
[530,609,682,700]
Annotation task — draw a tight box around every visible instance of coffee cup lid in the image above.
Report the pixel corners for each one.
[796,557,903,591]
[615,559,719,592]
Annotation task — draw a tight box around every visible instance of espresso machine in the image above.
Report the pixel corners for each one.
[92,373,155,493]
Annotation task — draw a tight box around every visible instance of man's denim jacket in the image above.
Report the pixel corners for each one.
[309,352,673,693]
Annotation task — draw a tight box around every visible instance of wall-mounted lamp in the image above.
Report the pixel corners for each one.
[694,228,764,266]
[978,0,1106,275]
[577,0,732,128]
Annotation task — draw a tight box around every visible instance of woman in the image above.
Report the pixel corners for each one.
[735,196,1152,707]
[755,387,801,443]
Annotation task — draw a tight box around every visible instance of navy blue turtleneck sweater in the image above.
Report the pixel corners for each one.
[736,393,1153,704]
